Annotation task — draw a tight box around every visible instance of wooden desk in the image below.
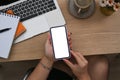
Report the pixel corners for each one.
[0,0,120,62]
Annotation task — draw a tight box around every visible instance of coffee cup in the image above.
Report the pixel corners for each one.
[74,0,92,13]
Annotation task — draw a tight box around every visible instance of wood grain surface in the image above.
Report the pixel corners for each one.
[0,0,120,62]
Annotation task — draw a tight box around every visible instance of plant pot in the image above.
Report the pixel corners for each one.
[100,7,114,16]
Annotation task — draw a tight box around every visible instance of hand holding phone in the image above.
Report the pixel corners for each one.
[50,26,71,60]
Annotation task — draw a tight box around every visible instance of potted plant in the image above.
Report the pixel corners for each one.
[99,0,120,16]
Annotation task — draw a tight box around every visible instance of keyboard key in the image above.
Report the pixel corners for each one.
[21,14,38,21]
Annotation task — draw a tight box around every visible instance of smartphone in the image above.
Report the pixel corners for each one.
[50,26,70,60]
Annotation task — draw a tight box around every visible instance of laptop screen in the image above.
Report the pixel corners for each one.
[0,0,19,6]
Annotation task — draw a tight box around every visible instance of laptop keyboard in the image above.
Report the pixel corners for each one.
[0,0,57,21]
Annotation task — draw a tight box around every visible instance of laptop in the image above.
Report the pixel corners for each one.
[0,0,66,43]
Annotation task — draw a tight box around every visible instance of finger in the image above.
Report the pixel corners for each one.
[67,32,71,36]
[46,38,50,46]
[71,50,85,66]
[68,37,72,46]
[48,33,52,44]
[73,52,88,67]
[67,32,72,37]
[70,50,81,62]
[68,41,72,50]
[76,52,87,63]
[48,33,51,39]
[63,59,74,69]
[70,45,72,50]
[68,36,71,41]
[67,33,72,49]
[68,40,72,44]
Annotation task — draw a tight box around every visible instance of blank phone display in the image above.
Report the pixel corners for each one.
[50,26,70,59]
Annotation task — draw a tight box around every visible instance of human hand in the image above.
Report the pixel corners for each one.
[64,50,91,80]
[45,32,72,61]
[45,33,54,61]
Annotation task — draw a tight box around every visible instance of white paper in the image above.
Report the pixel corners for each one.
[0,13,20,58]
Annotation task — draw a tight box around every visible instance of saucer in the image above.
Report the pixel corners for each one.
[68,0,96,19]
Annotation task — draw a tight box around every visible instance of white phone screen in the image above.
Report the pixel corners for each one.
[50,26,70,59]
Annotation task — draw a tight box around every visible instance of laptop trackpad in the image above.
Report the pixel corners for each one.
[14,15,49,43]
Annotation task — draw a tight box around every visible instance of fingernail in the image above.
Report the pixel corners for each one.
[70,50,73,52]
[68,38,71,41]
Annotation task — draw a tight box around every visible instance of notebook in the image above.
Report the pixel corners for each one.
[0,12,20,58]
[6,10,26,39]
[15,22,26,39]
